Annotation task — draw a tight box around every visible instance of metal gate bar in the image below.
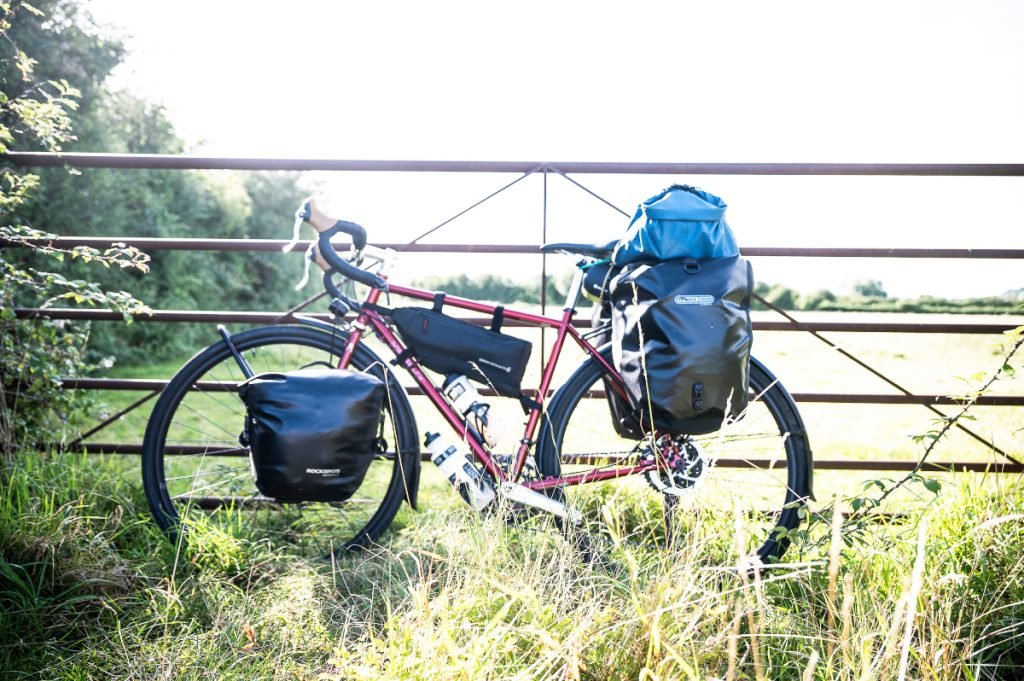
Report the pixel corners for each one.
[7,152,1024,176]
[14,307,1022,335]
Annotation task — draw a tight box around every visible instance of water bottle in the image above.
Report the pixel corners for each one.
[424,432,495,511]
[442,374,498,448]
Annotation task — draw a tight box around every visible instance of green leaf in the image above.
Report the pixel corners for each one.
[1003,363,1017,378]
[923,478,942,494]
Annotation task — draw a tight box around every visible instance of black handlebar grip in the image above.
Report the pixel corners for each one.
[330,219,368,252]
[316,232,387,290]
[323,271,344,300]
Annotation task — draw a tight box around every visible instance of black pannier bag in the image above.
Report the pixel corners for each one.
[391,306,532,397]
[592,302,646,439]
[610,255,753,435]
[583,261,646,440]
[238,368,385,502]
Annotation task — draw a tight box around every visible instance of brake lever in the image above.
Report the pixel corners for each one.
[283,211,307,254]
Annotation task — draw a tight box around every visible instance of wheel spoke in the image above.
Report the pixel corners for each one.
[171,397,244,442]
[536,351,811,561]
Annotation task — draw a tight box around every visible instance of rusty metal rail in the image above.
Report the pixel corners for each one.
[10,235,1024,260]
[7,152,1024,176]
[57,377,1024,408]
[39,443,1024,474]
[13,306,1023,335]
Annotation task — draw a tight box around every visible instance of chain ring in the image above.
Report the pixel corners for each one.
[644,436,708,497]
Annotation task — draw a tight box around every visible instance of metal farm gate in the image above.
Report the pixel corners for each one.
[5,153,1024,474]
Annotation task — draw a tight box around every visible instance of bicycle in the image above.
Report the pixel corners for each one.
[141,198,813,563]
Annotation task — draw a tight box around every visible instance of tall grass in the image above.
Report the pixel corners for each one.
[1,452,1022,679]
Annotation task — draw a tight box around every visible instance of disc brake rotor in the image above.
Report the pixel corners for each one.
[644,436,708,497]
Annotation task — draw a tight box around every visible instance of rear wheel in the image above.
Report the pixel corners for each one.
[141,325,419,555]
[536,349,811,563]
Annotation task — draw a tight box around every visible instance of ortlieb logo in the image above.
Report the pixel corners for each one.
[306,468,340,477]
[674,294,715,306]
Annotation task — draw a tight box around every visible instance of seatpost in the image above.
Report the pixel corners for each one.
[563,266,585,311]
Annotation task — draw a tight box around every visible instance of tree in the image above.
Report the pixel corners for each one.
[762,283,798,310]
[853,279,888,298]
[800,288,837,310]
[1,0,147,456]
[5,0,309,364]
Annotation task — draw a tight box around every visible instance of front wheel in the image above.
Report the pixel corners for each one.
[536,349,812,563]
[141,325,419,555]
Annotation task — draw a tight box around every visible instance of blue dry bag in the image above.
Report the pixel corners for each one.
[612,184,739,265]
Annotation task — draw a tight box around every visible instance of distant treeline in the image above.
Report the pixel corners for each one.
[753,279,1024,314]
[412,273,566,306]
[414,274,1024,315]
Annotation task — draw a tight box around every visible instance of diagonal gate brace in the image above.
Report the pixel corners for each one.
[755,294,1022,467]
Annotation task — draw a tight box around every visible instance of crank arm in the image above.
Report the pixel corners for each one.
[497,482,583,525]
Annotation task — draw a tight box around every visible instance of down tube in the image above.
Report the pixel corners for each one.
[363,311,508,482]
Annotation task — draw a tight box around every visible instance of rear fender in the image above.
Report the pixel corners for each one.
[750,356,814,501]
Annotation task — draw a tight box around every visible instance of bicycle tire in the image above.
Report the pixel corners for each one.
[141,325,419,554]
[536,348,812,563]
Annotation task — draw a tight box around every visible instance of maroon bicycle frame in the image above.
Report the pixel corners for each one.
[335,279,668,491]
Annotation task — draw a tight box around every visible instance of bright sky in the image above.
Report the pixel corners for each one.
[86,0,1024,298]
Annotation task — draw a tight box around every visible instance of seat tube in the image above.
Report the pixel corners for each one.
[512,309,574,479]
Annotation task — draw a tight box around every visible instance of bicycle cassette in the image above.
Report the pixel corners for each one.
[644,436,708,497]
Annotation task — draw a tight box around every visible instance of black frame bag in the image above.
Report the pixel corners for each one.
[392,306,531,398]
[239,368,385,502]
[610,255,753,435]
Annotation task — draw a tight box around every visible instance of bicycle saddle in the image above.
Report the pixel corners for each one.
[539,240,617,258]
